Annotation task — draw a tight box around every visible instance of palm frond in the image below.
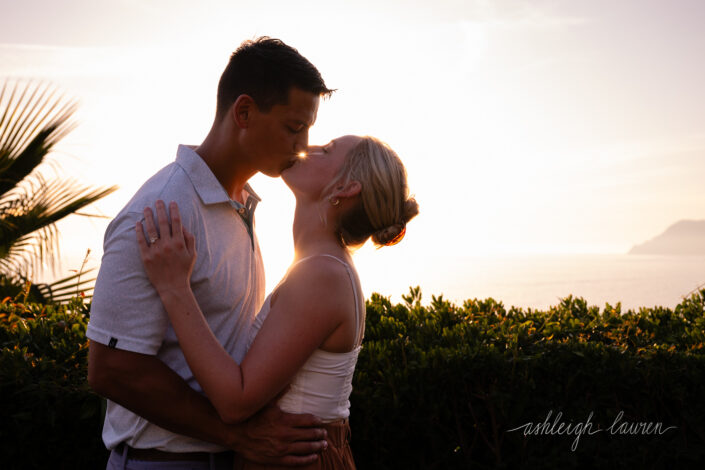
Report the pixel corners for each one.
[0,79,119,278]
[34,268,97,303]
[0,179,117,275]
[0,80,76,197]
[0,268,96,304]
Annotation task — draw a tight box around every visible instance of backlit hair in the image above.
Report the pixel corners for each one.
[216,37,333,119]
[326,137,419,248]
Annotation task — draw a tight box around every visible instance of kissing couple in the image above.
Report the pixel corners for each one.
[87,37,418,470]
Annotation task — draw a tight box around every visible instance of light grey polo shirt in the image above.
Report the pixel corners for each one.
[87,144,265,452]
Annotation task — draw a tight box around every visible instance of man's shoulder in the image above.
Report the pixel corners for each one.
[107,162,202,235]
[127,162,198,212]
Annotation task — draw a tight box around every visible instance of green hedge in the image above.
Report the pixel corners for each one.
[0,296,106,468]
[1,289,704,469]
[351,288,705,469]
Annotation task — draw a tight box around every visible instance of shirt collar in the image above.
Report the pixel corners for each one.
[175,144,261,208]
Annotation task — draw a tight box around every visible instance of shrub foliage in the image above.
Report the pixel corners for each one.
[1,289,704,468]
[351,288,705,469]
[0,295,105,468]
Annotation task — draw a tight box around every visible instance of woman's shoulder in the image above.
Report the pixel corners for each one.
[290,255,354,286]
[279,255,357,312]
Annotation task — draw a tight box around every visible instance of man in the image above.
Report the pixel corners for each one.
[87,37,334,469]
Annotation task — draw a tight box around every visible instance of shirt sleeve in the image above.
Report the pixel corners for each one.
[87,210,168,355]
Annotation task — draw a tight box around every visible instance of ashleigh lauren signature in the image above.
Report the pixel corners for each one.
[506,410,677,451]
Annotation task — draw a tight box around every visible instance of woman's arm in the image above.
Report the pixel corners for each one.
[136,200,352,424]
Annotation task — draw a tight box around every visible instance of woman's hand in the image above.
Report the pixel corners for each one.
[136,200,196,294]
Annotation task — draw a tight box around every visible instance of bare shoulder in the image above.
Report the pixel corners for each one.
[295,255,350,276]
[275,256,356,319]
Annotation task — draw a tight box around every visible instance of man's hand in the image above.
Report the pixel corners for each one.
[229,403,328,466]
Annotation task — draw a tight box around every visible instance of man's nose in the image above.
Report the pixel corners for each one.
[293,132,309,154]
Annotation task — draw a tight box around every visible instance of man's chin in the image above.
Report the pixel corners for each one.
[279,159,298,175]
[260,169,282,178]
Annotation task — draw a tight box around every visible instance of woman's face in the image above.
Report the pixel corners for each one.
[282,134,362,200]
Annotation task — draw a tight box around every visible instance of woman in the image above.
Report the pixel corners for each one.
[136,135,418,469]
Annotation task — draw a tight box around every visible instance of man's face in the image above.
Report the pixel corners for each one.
[246,87,320,177]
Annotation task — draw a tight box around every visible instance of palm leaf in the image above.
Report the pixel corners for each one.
[0,81,75,196]
[0,80,118,277]
[0,179,116,274]
[34,268,97,303]
[0,268,96,304]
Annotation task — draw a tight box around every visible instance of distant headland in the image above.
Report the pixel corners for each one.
[629,220,705,255]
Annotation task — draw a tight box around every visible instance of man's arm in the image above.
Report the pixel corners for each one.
[88,340,328,465]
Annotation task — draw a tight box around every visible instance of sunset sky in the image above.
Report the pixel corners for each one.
[1,0,704,302]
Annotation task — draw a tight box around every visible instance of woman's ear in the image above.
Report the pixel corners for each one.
[231,95,256,129]
[335,180,361,199]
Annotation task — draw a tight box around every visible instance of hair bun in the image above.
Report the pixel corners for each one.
[372,223,406,246]
[370,198,419,247]
[404,198,419,223]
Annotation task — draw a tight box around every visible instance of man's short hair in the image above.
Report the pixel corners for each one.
[216,37,333,118]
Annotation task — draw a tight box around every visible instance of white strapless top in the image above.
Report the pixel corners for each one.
[246,254,365,422]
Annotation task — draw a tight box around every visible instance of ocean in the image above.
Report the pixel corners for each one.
[361,254,705,312]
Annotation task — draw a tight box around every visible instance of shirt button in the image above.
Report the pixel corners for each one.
[238,208,245,215]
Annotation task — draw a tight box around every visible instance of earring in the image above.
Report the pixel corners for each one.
[330,197,340,206]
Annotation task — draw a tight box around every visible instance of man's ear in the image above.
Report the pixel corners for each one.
[231,95,256,129]
[335,180,361,199]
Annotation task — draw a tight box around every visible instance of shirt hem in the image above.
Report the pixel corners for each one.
[86,324,161,355]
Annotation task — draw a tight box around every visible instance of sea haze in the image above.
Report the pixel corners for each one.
[425,254,705,312]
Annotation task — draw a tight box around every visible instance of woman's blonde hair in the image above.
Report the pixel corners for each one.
[325,136,419,248]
